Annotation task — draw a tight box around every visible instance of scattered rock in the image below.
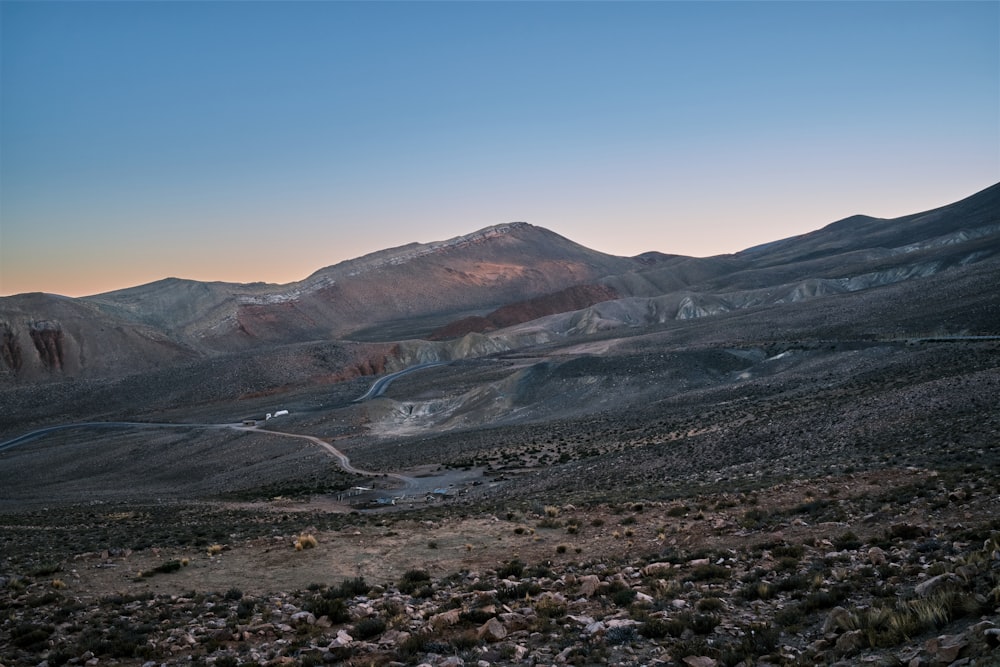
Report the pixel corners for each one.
[867,546,887,566]
[914,573,960,598]
[823,606,853,634]
[429,609,461,629]
[682,657,717,667]
[835,629,864,656]
[290,610,315,626]
[923,634,967,665]
[578,574,601,597]
[641,562,674,577]
[476,617,507,642]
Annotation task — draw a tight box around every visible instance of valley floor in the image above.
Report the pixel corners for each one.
[2,338,999,666]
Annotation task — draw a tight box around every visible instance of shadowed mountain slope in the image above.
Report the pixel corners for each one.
[0,293,197,383]
[83,223,638,348]
[424,183,999,339]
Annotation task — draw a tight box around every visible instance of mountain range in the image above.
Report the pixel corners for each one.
[2,182,997,389]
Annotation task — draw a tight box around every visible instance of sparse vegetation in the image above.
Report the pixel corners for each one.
[294,533,318,550]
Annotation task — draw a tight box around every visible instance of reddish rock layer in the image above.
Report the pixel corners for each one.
[429,284,619,340]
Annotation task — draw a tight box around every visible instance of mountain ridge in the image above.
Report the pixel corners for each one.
[1,182,997,384]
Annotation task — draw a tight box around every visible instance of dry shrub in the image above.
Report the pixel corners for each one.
[295,534,318,550]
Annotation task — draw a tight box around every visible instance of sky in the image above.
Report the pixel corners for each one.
[1,1,998,297]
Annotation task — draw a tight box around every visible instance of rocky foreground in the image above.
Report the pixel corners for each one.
[2,468,999,667]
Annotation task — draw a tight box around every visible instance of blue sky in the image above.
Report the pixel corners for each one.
[2,1,998,296]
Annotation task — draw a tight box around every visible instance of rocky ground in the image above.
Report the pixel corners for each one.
[2,465,999,667]
[2,333,998,666]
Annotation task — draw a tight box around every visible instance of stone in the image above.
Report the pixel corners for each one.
[923,633,967,664]
[641,562,674,577]
[290,611,315,626]
[499,612,531,631]
[578,575,601,597]
[682,657,717,667]
[867,546,887,566]
[822,606,852,634]
[914,573,960,598]
[329,628,353,649]
[429,609,461,630]
[476,617,507,642]
[379,629,410,647]
[835,629,864,655]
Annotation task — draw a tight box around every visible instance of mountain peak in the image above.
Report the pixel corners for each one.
[307,222,540,282]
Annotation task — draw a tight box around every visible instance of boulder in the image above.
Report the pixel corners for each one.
[429,609,461,630]
[924,633,967,665]
[835,629,864,655]
[867,546,887,566]
[476,617,507,642]
[914,573,960,598]
[682,657,717,667]
[378,629,410,647]
[578,575,601,597]
[290,611,315,626]
[822,606,852,634]
[567,614,595,626]
[641,562,674,577]
[329,628,353,649]
[498,612,531,632]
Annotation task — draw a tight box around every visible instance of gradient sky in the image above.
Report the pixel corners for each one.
[1,1,998,297]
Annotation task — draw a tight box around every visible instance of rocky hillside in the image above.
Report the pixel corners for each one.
[84,223,638,348]
[0,293,197,383]
[0,224,639,382]
[2,468,998,667]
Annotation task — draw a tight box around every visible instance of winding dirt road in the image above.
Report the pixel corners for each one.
[234,425,416,489]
